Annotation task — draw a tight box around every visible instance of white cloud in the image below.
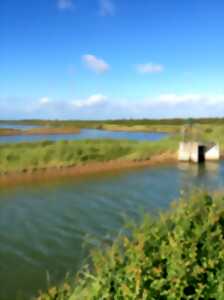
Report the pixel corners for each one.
[72,94,108,108]
[82,54,110,74]
[57,0,74,10]
[154,94,224,106]
[136,63,164,74]
[99,0,115,16]
[39,97,51,105]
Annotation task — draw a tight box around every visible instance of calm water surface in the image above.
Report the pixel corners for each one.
[0,162,223,299]
[0,128,167,143]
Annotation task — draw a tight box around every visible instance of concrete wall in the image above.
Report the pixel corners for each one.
[191,142,200,163]
[178,142,191,161]
[178,142,220,163]
[205,144,220,161]
[178,142,199,162]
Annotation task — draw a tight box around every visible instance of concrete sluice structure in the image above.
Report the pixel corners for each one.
[178,142,220,163]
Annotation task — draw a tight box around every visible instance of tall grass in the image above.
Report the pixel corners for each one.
[0,137,178,174]
[36,191,224,300]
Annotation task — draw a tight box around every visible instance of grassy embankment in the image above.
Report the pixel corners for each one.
[36,191,224,300]
[0,136,179,174]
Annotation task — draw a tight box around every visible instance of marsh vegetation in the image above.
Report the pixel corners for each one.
[0,137,178,174]
[37,191,224,300]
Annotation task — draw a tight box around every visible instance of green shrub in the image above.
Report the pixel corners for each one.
[36,191,224,300]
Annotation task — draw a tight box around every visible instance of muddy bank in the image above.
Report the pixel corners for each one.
[0,127,80,136]
[101,124,179,133]
[0,128,22,136]
[0,153,177,187]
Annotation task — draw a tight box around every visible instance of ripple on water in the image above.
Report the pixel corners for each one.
[0,161,223,300]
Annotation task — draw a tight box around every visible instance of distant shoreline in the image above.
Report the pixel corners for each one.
[0,153,177,187]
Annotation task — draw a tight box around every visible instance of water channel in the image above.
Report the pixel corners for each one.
[0,161,223,299]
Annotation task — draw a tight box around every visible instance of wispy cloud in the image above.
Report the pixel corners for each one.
[1,93,224,119]
[154,94,224,106]
[82,54,110,74]
[57,0,74,10]
[136,63,164,74]
[39,97,51,105]
[72,94,107,108]
[107,94,224,118]
[99,0,115,16]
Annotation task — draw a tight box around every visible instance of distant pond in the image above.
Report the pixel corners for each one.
[0,127,168,143]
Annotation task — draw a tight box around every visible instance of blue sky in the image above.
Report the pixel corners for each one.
[1,0,224,119]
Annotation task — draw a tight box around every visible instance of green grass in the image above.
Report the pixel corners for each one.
[202,125,224,150]
[36,191,224,300]
[0,137,179,174]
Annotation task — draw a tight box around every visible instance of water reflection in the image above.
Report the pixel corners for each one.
[178,161,220,175]
[178,161,222,193]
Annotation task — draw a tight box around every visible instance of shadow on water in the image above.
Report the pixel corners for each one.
[0,161,223,300]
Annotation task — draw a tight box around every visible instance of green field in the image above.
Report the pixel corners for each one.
[36,191,224,300]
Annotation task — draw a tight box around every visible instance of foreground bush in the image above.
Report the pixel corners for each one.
[37,192,224,300]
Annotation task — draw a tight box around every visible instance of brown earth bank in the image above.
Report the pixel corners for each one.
[0,153,177,187]
[22,127,80,135]
[0,127,80,136]
[0,125,175,136]
[0,128,22,136]
[101,124,179,133]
